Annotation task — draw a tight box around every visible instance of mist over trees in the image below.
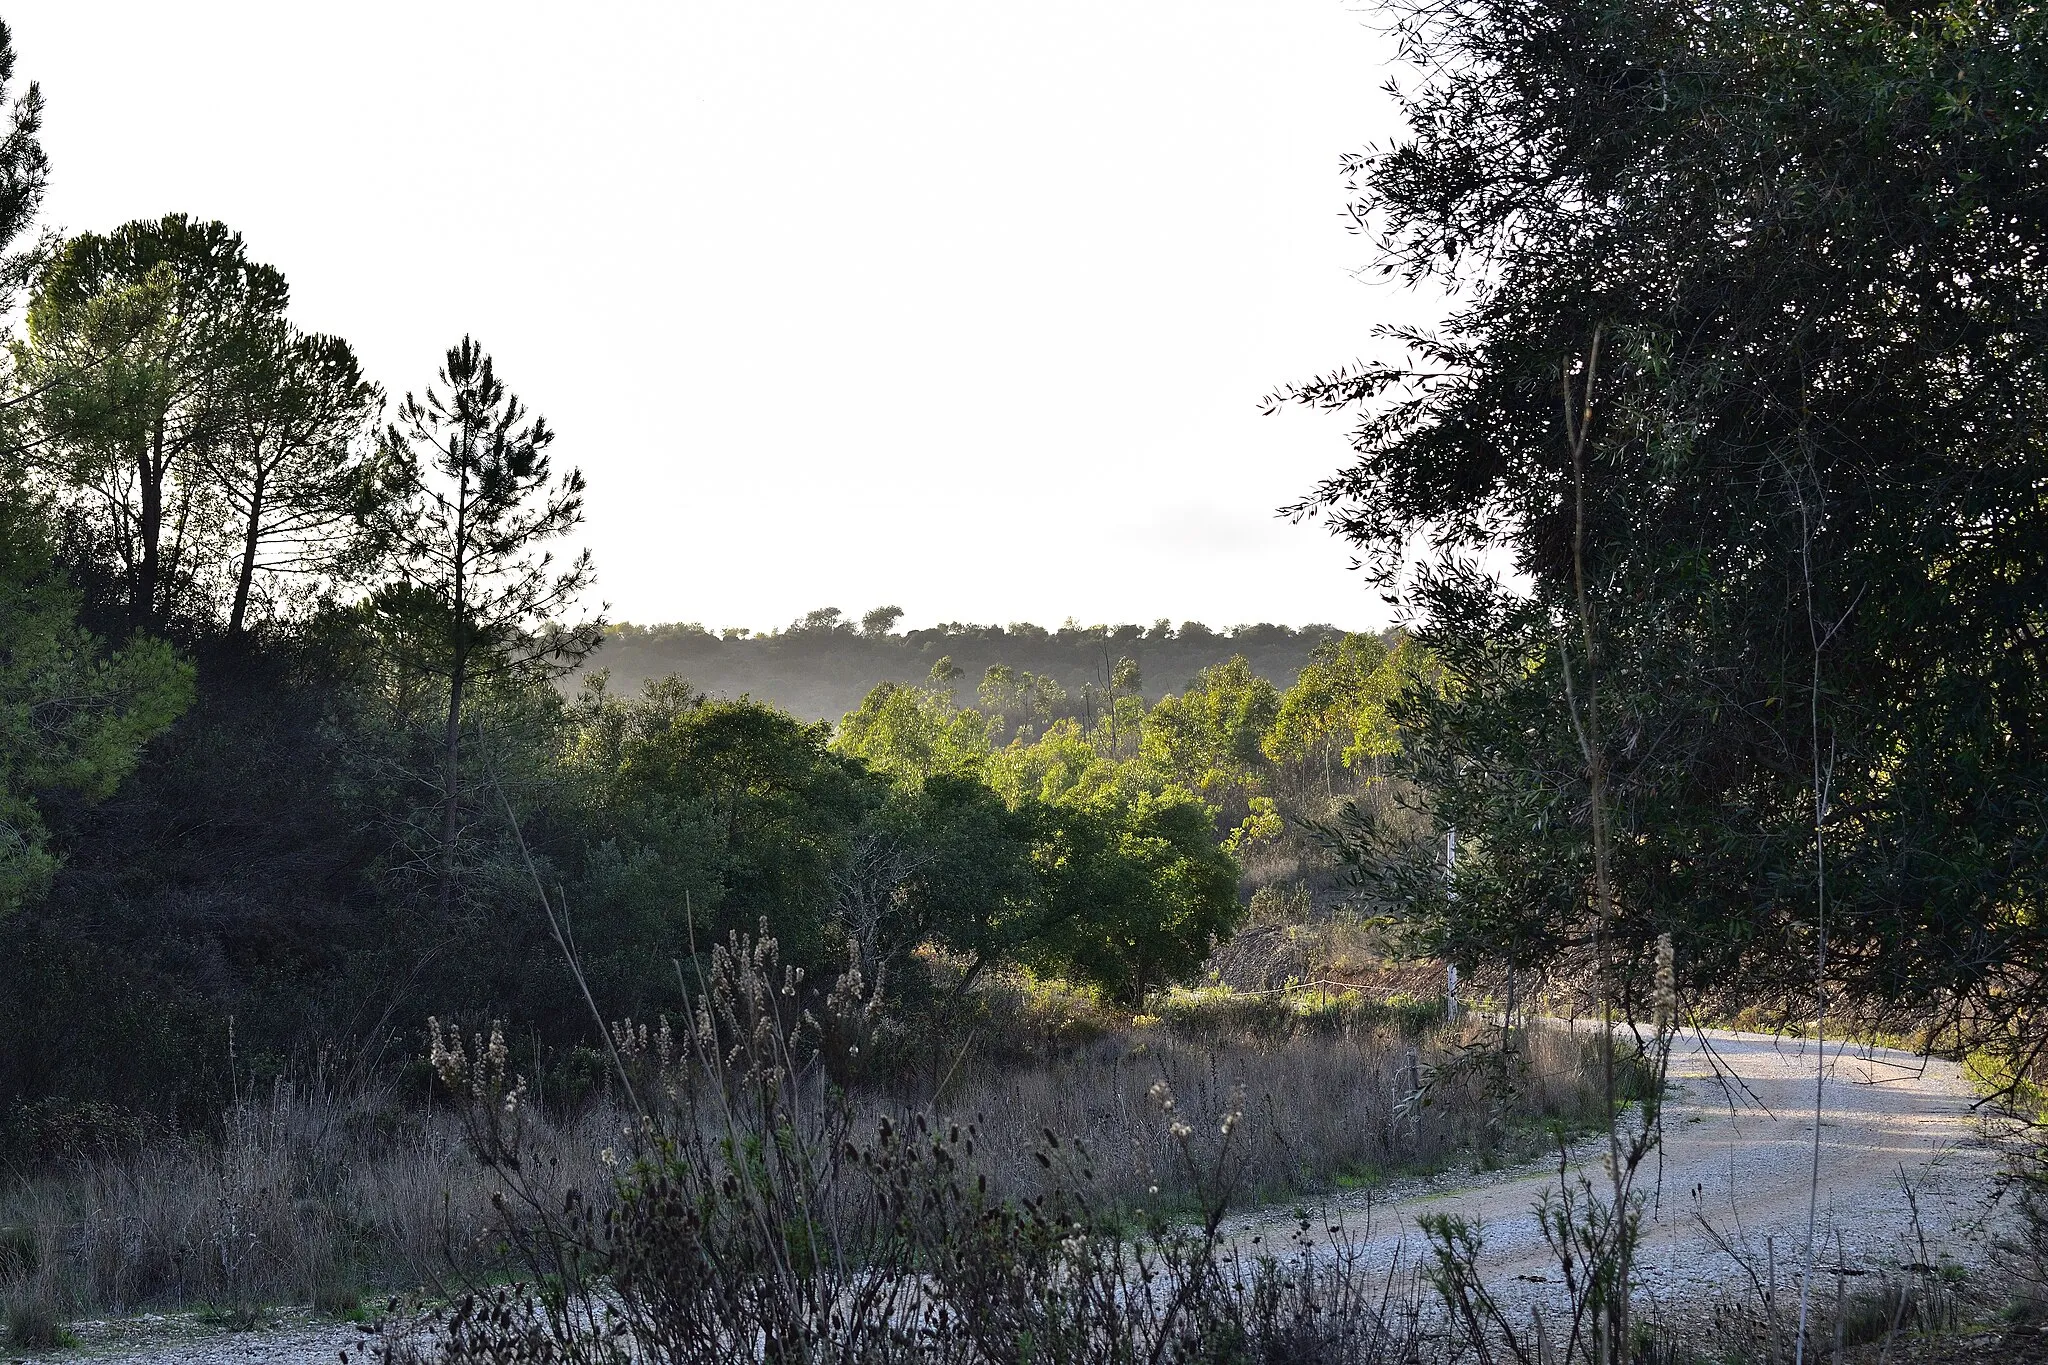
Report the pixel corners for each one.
[593,614,1354,724]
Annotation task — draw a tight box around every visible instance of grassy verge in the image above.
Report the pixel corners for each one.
[931,991,1611,1220]
[0,976,1608,1333]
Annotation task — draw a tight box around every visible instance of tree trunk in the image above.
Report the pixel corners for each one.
[229,462,264,637]
[944,950,990,1007]
[437,458,472,918]
[1561,329,1629,1363]
[136,419,164,628]
[438,652,466,916]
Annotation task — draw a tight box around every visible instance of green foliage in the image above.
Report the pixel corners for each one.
[832,678,993,783]
[0,495,191,909]
[0,25,44,279]
[968,635,1417,839]
[1265,633,1434,782]
[1274,0,2048,1043]
[833,630,1446,1002]
[1222,794,1283,857]
[1029,785,1242,1006]
[835,675,1250,1003]
[20,215,292,631]
[1140,655,1279,800]
[986,717,1126,809]
[855,773,1041,978]
[594,681,877,966]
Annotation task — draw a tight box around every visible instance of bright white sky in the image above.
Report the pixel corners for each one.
[10,1,1434,634]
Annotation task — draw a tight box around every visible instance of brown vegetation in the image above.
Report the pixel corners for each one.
[0,978,1602,1325]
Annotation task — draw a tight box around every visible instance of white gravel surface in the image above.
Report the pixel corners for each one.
[19,1027,2016,1361]
[7,1308,365,1364]
[1232,1025,2018,1315]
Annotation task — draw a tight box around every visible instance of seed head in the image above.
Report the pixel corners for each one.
[427,1018,467,1090]
[1220,1084,1246,1137]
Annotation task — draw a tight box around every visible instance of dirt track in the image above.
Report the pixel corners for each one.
[1232,1025,2017,1310]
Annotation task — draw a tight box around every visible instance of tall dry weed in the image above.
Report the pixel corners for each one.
[0,1075,607,1316]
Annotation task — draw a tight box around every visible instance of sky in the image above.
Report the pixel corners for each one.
[9,1,1435,634]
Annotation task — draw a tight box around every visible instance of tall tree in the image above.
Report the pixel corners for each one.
[1031,786,1241,1007]
[1272,0,2048,1051]
[20,216,288,631]
[0,20,46,470]
[202,322,382,636]
[1265,633,1432,799]
[0,23,191,910]
[378,337,602,912]
[977,662,1068,743]
[835,677,994,783]
[1140,656,1279,802]
[0,18,45,314]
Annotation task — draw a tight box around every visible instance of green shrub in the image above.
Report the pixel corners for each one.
[5,1285,70,1349]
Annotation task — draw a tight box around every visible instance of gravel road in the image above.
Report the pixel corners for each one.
[1232,1025,2017,1314]
[18,1027,2016,1362]
[8,1309,364,1364]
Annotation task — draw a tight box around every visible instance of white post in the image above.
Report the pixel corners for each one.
[1445,827,1458,1021]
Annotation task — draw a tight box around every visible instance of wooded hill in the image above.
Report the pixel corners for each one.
[589,612,1359,722]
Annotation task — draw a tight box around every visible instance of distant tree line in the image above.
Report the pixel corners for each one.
[594,614,1356,723]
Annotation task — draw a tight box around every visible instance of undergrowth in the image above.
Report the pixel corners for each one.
[0,966,1603,1326]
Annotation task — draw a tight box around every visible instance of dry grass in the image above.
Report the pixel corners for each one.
[0,986,1608,1321]
[933,1002,1610,1210]
[0,1075,610,1318]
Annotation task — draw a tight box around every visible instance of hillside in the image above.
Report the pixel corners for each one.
[582,614,1362,721]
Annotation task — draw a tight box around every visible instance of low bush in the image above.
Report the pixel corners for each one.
[4,1280,70,1349]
